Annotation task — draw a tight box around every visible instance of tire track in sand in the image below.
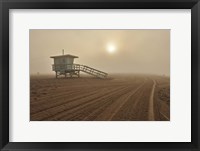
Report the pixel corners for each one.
[46,85,135,120]
[148,79,156,121]
[31,86,124,120]
[95,79,146,121]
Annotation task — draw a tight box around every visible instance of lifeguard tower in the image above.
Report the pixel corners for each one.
[50,50,108,78]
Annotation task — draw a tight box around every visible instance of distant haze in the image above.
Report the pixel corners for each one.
[30,29,170,76]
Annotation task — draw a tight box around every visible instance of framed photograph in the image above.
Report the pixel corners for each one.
[0,0,199,150]
[30,29,170,121]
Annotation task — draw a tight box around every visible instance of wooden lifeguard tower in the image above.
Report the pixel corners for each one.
[50,50,108,78]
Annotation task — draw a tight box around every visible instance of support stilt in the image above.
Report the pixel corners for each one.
[78,71,80,77]
[56,71,58,78]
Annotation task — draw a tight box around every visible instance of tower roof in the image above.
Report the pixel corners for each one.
[50,54,78,59]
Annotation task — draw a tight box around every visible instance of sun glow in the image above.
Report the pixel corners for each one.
[107,44,116,54]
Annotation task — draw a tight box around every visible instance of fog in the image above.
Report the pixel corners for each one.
[30,29,170,76]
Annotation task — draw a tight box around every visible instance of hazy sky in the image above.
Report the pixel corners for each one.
[30,29,170,75]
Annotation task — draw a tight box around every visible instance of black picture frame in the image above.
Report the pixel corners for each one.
[0,0,199,150]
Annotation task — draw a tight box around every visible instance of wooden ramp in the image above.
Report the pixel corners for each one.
[75,64,108,78]
[52,64,108,78]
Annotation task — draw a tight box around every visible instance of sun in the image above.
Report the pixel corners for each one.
[107,44,116,54]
